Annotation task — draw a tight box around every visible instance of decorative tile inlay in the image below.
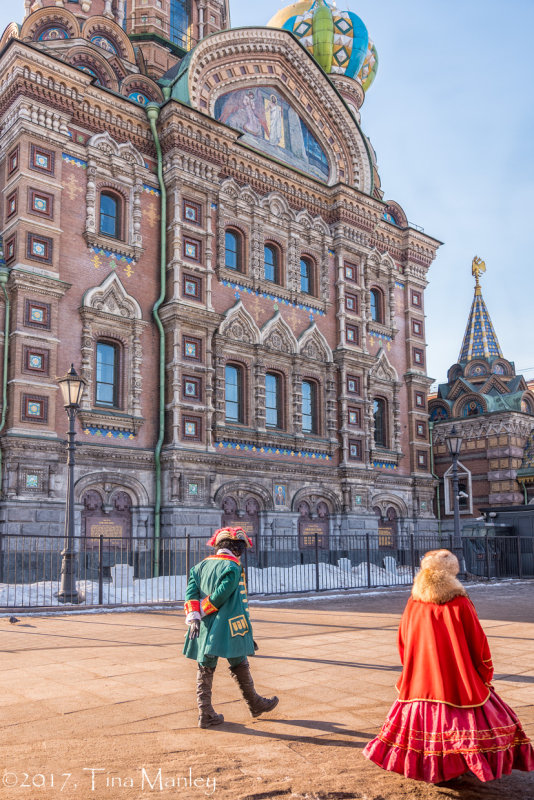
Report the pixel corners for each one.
[27,401,42,416]
[90,246,135,278]
[62,153,88,169]
[83,427,135,439]
[222,280,325,317]
[26,474,39,488]
[32,195,48,214]
[29,354,43,369]
[216,440,331,461]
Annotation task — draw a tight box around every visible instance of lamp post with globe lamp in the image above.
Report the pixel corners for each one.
[57,364,86,604]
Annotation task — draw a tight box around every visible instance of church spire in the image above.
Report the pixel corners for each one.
[458,257,503,363]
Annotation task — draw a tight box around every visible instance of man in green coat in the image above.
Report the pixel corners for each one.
[183,526,279,728]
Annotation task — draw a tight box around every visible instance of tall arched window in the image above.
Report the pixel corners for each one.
[265,372,282,429]
[225,364,243,423]
[300,257,314,295]
[96,341,120,408]
[264,244,279,284]
[225,230,242,271]
[373,397,387,447]
[99,191,120,239]
[302,380,318,434]
[370,288,383,323]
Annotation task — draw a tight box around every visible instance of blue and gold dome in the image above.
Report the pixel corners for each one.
[268,0,378,91]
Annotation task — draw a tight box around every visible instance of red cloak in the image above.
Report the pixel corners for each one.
[396,595,493,708]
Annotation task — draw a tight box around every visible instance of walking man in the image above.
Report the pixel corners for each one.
[183,526,279,728]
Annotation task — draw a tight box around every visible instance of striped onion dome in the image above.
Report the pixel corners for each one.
[267,0,378,90]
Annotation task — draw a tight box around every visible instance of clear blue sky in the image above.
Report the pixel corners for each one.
[2,1,533,386]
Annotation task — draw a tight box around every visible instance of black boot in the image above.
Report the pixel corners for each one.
[229,659,279,718]
[196,665,224,728]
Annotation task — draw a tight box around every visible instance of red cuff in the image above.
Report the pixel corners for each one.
[184,600,200,615]
[201,596,218,616]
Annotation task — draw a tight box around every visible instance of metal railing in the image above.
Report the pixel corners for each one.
[0,532,532,610]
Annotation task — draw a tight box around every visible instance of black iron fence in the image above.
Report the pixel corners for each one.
[0,532,533,610]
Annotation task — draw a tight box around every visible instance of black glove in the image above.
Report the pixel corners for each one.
[188,620,200,640]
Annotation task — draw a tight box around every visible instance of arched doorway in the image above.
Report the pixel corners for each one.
[221,495,260,547]
[82,490,132,542]
[298,501,330,550]
[221,494,261,566]
[82,489,133,579]
[373,505,398,549]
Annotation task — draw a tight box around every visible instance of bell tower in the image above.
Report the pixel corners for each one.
[125,0,230,78]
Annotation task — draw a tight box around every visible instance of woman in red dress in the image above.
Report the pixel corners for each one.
[363,549,534,783]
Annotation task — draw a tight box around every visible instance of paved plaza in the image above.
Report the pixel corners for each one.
[1,582,533,800]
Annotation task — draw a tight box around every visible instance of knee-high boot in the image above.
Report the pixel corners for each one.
[229,659,279,718]
[196,665,224,728]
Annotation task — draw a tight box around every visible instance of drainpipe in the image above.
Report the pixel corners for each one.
[428,420,442,537]
[146,102,166,578]
[0,260,10,494]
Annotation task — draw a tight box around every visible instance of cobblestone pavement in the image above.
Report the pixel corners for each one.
[0,581,533,800]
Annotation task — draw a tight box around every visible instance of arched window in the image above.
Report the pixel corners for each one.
[225,363,244,423]
[95,341,120,408]
[265,372,283,429]
[225,229,242,272]
[373,397,387,447]
[301,380,318,434]
[264,244,279,284]
[99,191,121,239]
[300,257,314,295]
[370,288,383,323]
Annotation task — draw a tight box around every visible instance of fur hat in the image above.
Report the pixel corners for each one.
[412,548,467,604]
[207,526,253,549]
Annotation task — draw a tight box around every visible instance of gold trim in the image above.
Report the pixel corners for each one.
[395,688,491,709]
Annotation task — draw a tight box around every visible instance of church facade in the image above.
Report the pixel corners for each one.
[0,0,441,564]
[429,261,534,524]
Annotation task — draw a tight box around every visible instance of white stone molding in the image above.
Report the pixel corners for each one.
[261,311,298,355]
[84,131,145,260]
[219,299,261,345]
[79,272,146,431]
[298,322,333,362]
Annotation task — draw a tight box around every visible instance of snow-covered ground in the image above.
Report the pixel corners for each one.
[0,560,413,609]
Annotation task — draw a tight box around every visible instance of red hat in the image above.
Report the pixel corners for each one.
[207,526,253,549]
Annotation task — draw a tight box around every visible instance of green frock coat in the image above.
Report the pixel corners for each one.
[182,553,255,662]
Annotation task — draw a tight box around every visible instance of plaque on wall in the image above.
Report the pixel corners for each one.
[222,518,258,545]
[298,520,329,549]
[90,518,124,539]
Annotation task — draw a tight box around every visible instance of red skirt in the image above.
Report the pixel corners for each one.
[362,689,534,784]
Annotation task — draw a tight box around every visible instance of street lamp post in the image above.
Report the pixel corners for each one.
[445,425,464,572]
[57,364,86,604]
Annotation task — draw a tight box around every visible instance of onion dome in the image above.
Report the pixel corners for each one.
[267,0,378,91]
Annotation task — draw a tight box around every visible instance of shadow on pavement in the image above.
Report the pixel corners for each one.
[212,719,370,748]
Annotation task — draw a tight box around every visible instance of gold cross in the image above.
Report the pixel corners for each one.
[65,174,81,202]
[146,203,158,229]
